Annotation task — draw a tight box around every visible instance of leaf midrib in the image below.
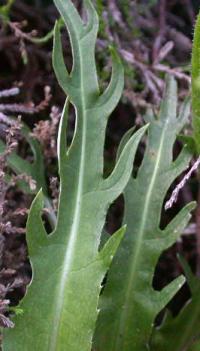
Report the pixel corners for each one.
[48,40,88,351]
[114,121,168,350]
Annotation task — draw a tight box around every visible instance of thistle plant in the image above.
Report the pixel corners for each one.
[1,1,198,351]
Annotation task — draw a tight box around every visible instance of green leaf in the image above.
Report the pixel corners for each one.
[150,257,200,351]
[192,12,200,153]
[95,75,195,351]
[0,0,15,21]
[2,1,147,350]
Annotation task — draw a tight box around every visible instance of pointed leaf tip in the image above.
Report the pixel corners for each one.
[27,189,47,254]
[116,126,136,160]
[99,225,126,270]
[95,46,124,117]
[108,45,121,63]
[57,99,69,172]
[53,19,70,95]
[102,123,148,197]
[157,275,185,312]
[30,188,44,212]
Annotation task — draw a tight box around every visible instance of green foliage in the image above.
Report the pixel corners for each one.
[95,76,195,351]
[151,257,200,351]
[0,0,15,21]
[192,12,200,154]
[2,1,147,350]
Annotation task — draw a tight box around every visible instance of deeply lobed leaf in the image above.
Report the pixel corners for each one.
[3,1,147,351]
[95,76,195,351]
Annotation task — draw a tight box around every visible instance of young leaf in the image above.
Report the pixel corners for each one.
[95,76,195,351]
[150,257,200,351]
[2,1,147,350]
